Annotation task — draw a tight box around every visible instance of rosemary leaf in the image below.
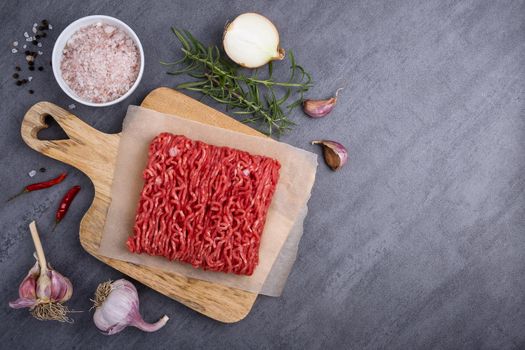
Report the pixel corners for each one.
[176,81,208,89]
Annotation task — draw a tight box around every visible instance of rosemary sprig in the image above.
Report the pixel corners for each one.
[163,28,313,136]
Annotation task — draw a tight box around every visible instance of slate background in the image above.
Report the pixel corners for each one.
[1,0,524,349]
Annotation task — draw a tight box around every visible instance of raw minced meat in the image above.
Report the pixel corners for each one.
[127,133,281,275]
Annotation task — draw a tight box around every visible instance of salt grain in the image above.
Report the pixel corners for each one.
[32,27,37,34]
[37,42,42,47]
[24,32,29,38]
[11,48,18,53]
[28,76,33,81]
[13,41,18,46]
[28,170,37,177]
[48,24,53,30]
[68,103,76,110]
[23,44,27,49]
[60,23,140,103]
[38,50,43,55]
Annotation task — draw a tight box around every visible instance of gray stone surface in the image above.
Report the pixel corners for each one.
[1,0,524,349]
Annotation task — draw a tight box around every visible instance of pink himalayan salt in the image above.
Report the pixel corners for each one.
[60,23,140,103]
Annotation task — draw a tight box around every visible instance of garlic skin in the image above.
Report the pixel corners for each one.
[303,88,343,118]
[223,13,285,68]
[312,140,348,171]
[93,279,169,335]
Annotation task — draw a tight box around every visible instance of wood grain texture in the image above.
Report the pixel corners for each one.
[20,88,262,323]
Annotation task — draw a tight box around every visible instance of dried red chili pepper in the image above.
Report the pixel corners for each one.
[7,172,67,202]
[55,185,81,225]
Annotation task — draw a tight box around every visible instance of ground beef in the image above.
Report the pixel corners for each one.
[127,133,281,275]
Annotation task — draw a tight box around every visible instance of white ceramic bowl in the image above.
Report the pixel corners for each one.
[52,15,144,107]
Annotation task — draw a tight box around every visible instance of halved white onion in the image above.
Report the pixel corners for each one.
[223,13,285,69]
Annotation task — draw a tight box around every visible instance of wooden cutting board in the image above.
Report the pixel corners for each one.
[20,87,264,323]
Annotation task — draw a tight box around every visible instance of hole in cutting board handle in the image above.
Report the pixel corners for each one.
[36,114,70,141]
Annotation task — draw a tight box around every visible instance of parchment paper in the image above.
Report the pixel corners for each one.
[98,105,317,296]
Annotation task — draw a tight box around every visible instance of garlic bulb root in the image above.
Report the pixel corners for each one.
[31,302,73,323]
[92,280,112,308]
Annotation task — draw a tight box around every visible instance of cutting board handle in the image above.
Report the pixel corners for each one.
[21,101,119,193]
[22,102,96,156]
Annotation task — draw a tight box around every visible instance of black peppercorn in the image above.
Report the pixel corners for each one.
[13,73,19,79]
[16,80,22,86]
[42,32,47,38]
[29,66,35,71]
[32,40,38,45]
[35,35,40,39]
[15,66,21,71]
[28,61,34,66]
[28,90,34,94]
[39,167,46,173]
[42,20,49,26]
[37,25,45,31]
[21,79,28,84]
[38,66,44,71]
[25,50,30,55]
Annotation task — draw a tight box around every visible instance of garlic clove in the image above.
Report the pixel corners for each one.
[19,279,37,300]
[19,261,39,300]
[50,269,73,303]
[312,140,348,171]
[223,13,285,68]
[9,260,39,309]
[62,274,74,302]
[303,88,343,118]
[18,276,37,300]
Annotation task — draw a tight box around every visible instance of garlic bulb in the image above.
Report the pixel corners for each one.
[92,279,169,335]
[9,221,74,322]
[223,13,285,68]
